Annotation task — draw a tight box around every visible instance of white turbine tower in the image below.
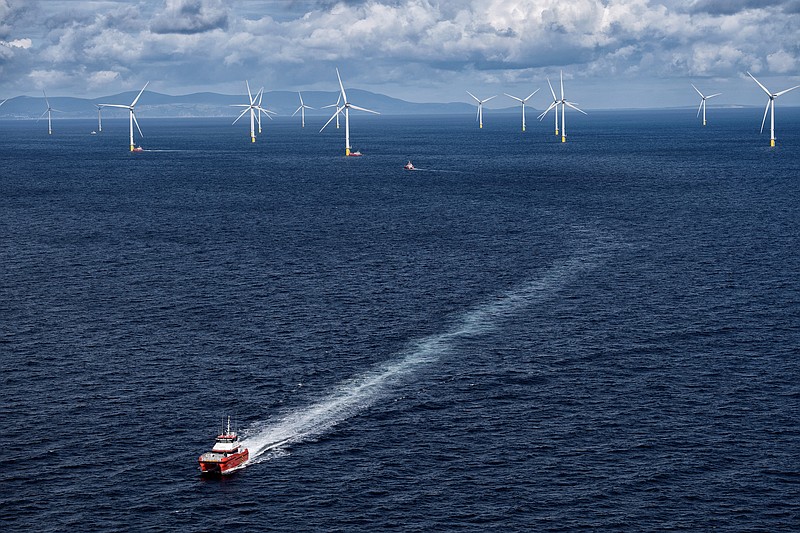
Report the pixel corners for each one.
[38,90,61,135]
[95,104,104,132]
[293,92,314,128]
[98,82,149,151]
[747,72,800,147]
[467,91,496,128]
[691,84,721,126]
[538,71,586,143]
[320,68,379,156]
[504,89,539,132]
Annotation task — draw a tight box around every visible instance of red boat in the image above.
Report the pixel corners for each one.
[347,150,363,157]
[198,417,249,475]
[404,161,415,170]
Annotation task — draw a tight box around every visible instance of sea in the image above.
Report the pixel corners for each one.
[1,109,799,532]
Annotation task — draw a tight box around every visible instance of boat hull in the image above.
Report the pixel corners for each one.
[198,449,249,475]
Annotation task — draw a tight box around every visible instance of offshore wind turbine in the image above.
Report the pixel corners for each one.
[540,81,560,135]
[466,91,496,128]
[320,68,379,156]
[747,72,800,147]
[537,71,586,143]
[98,82,149,151]
[38,90,61,135]
[254,87,277,134]
[504,89,539,132]
[293,92,314,128]
[691,84,721,126]
[231,80,270,142]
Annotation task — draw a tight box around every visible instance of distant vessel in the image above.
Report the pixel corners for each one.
[90,131,97,135]
[132,146,144,152]
[347,150,363,157]
[404,161,415,170]
[198,417,249,475]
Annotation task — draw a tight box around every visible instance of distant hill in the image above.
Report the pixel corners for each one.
[0,89,523,119]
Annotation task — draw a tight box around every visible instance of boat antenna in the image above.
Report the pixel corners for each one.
[226,415,231,436]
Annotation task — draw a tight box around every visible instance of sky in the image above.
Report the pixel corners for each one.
[1,0,799,109]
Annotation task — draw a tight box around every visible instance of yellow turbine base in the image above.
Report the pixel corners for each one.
[130,145,135,152]
[770,139,775,147]
[251,137,256,143]
[555,129,559,135]
[561,136,566,143]
[479,124,483,129]
[522,126,526,132]
[346,148,351,156]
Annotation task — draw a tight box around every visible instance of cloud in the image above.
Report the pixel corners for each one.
[766,50,797,73]
[151,0,228,34]
[0,37,31,48]
[88,69,121,87]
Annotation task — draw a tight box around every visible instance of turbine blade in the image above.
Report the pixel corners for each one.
[131,81,149,107]
[504,93,523,102]
[37,109,48,122]
[483,95,497,103]
[298,92,304,106]
[132,112,144,138]
[466,91,480,103]
[565,101,587,115]
[706,93,721,99]
[697,100,703,117]
[537,101,557,120]
[747,72,772,97]
[760,99,770,133]
[525,89,539,101]
[42,89,50,108]
[98,104,130,109]
[319,108,343,132]
[691,83,704,98]
[257,88,264,107]
[293,106,302,117]
[547,78,557,102]
[349,104,379,115]
[232,107,249,125]
[775,85,800,97]
[336,68,347,102]
[246,80,253,105]
[560,71,564,100]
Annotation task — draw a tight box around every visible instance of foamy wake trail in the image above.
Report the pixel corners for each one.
[242,226,616,463]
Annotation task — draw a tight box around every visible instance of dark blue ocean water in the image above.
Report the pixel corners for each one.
[1,109,799,532]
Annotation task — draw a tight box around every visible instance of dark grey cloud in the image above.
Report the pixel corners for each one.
[151,0,228,34]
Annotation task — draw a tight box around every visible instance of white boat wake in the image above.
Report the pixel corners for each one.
[241,226,616,466]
